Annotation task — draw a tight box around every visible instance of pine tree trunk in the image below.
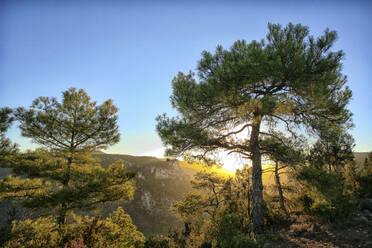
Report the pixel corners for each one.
[58,205,67,225]
[250,120,264,234]
[58,156,72,225]
[275,161,288,217]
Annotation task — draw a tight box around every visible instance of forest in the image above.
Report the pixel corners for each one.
[0,23,371,248]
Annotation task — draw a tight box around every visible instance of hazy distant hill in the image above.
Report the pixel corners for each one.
[354,152,370,167]
[94,153,196,235]
[1,151,370,236]
[0,154,197,236]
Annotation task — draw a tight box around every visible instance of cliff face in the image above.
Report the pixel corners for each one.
[93,154,196,236]
[1,152,369,236]
[354,152,370,167]
[0,154,196,236]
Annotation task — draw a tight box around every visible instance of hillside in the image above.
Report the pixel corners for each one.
[0,152,369,237]
[0,153,230,236]
[354,152,370,167]
[0,153,239,236]
[0,155,186,235]
[93,154,238,235]
[93,154,197,235]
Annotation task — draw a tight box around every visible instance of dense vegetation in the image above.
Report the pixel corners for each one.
[1,23,371,247]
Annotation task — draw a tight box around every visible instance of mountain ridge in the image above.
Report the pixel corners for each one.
[0,151,370,236]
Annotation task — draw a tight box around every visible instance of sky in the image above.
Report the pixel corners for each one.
[1,0,371,166]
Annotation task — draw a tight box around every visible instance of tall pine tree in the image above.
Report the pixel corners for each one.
[156,23,352,234]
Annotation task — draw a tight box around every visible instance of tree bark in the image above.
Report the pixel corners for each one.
[275,161,288,217]
[250,120,264,234]
[57,205,67,225]
[58,156,72,225]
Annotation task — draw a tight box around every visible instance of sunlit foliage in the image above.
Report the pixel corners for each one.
[0,89,137,242]
[3,207,144,248]
[157,22,352,234]
[171,166,254,247]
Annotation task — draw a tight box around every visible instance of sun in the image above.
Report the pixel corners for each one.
[220,153,246,172]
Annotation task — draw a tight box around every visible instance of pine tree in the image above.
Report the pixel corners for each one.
[358,151,372,198]
[156,23,352,234]
[0,107,18,164]
[0,88,135,225]
[308,130,355,173]
[260,134,304,216]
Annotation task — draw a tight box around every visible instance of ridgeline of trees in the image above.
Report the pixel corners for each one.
[1,23,371,248]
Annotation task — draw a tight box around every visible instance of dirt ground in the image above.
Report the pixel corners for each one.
[264,210,372,248]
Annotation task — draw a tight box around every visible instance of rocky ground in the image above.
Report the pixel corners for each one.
[264,210,372,248]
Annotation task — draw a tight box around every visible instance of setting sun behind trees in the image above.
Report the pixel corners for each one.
[1,0,372,245]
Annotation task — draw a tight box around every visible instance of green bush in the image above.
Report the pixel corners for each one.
[144,235,171,248]
[213,209,254,248]
[3,207,145,248]
[296,166,357,221]
[230,234,257,248]
[4,217,60,248]
[263,202,288,227]
[358,155,372,198]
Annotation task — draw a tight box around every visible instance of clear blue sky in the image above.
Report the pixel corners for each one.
[1,0,371,156]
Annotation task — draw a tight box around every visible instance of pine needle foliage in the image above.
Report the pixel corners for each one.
[156,23,352,234]
[0,88,135,225]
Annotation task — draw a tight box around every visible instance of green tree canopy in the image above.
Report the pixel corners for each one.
[0,88,134,225]
[15,88,119,153]
[260,134,305,216]
[308,130,354,173]
[156,23,352,234]
[171,168,253,247]
[0,108,18,163]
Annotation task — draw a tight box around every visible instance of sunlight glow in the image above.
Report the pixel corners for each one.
[141,147,165,158]
[220,152,274,172]
[220,153,246,172]
[142,145,273,174]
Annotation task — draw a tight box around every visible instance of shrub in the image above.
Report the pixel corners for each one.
[263,201,288,227]
[296,166,357,221]
[4,217,60,248]
[144,235,171,248]
[3,207,145,248]
[213,209,254,248]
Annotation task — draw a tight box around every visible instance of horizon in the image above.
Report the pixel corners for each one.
[1,0,371,170]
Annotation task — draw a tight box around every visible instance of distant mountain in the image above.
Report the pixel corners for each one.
[354,152,370,167]
[1,151,370,236]
[92,150,106,154]
[94,153,196,236]
[0,154,197,236]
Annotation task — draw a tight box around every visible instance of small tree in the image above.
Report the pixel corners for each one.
[0,108,19,247]
[345,151,372,199]
[0,108,18,164]
[308,130,354,173]
[171,167,254,247]
[359,152,372,198]
[156,23,352,233]
[261,134,304,216]
[0,88,135,225]
[294,131,357,220]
